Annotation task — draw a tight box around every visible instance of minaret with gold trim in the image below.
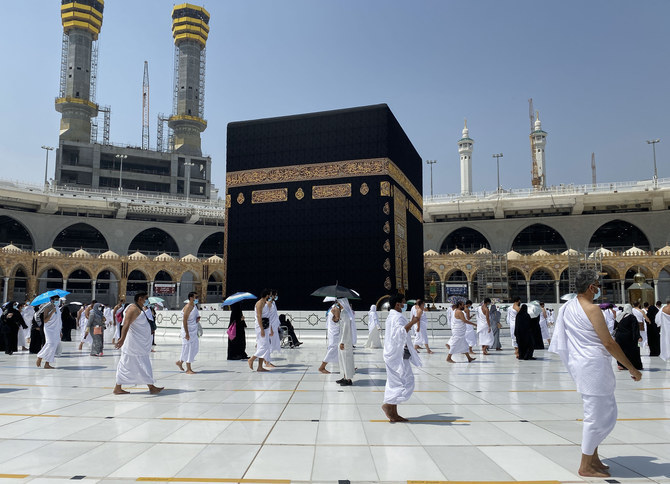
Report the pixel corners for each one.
[55,0,104,142]
[168,3,210,156]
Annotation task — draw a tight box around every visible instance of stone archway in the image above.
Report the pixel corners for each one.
[38,267,64,293]
[0,215,34,250]
[529,268,555,302]
[53,223,109,255]
[508,269,527,302]
[512,223,568,254]
[439,227,491,254]
[198,232,224,258]
[128,228,179,256]
[589,220,651,252]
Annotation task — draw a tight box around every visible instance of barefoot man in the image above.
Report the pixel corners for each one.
[447,300,476,363]
[176,292,200,374]
[381,294,421,422]
[318,301,342,374]
[248,290,273,372]
[549,269,641,478]
[114,291,163,395]
[36,295,62,369]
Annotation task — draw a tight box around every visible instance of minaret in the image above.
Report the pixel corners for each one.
[168,4,210,156]
[55,0,104,142]
[457,119,474,195]
[531,112,547,189]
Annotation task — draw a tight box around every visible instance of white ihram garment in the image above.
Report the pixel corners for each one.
[20,306,34,345]
[253,303,272,360]
[465,315,477,348]
[412,306,428,346]
[116,306,155,385]
[322,307,340,363]
[383,309,422,404]
[659,308,670,361]
[37,305,62,364]
[449,311,470,355]
[180,305,200,363]
[548,298,617,455]
[476,305,493,346]
[539,310,550,340]
[446,308,456,347]
[507,307,518,348]
[633,308,647,348]
[80,312,92,344]
[349,307,357,346]
[365,305,382,349]
[338,299,355,379]
[268,302,281,358]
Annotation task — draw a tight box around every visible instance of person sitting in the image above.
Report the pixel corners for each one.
[279,314,302,347]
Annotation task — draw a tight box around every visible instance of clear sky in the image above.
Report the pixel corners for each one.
[1,0,668,196]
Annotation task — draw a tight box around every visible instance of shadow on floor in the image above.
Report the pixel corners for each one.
[405,412,469,426]
[606,455,670,478]
[352,379,386,387]
[0,388,24,394]
[58,365,107,370]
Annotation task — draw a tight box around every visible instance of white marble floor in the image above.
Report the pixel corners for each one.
[0,331,669,484]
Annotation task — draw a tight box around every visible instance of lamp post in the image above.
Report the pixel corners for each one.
[115,154,127,191]
[426,159,437,197]
[184,160,195,201]
[646,139,660,187]
[41,145,54,190]
[492,153,503,193]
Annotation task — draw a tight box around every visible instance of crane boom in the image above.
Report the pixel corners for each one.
[142,60,150,150]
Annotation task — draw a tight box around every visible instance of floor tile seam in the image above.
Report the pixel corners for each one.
[240,367,309,481]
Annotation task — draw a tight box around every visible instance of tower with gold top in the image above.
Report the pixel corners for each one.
[168,3,210,156]
[55,0,104,142]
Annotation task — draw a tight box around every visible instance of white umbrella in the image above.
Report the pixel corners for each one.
[560,293,577,301]
[527,300,542,318]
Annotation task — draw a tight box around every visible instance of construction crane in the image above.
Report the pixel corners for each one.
[142,61,150,150]
[591,152,597,187]
[529,98,541,189]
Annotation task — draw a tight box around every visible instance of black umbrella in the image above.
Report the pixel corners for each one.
[311,282,360,300]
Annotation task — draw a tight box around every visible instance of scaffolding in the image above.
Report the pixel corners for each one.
[198,47,206,119]
[90,40,99,104]
[156,113,173,152]
[172,45,180,116]
[100,106,111,145]
[476,252,509,302]
[59,32,69,98]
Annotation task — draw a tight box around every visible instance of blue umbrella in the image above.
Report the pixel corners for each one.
[222,292,256,306]
[31,289,70,306]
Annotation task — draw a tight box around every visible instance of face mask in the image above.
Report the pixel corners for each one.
[143,300,149,308]
[194,299,199,305]
[593,288,601,300]
[274,296,279,301]
[402,304,407,311]
[13,304,18,310]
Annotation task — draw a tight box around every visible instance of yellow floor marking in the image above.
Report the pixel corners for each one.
[137,478,290,483]
[0,413,59,418]
[369,419,470,423]
[509,389,575,392]
[0,474,30,479]
[161,417,261,422]
[634,387,670,390]
[414,390,449,393]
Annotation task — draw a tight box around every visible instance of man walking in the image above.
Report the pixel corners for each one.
[549,269,641,478]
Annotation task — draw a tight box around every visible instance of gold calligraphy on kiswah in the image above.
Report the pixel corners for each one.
[312,183,352,199]
[251,188,288,204]
[226,158,422,208]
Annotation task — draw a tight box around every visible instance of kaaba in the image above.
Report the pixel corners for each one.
[224,104,423,309]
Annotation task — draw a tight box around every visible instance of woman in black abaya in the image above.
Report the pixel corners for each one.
[615,304,642,370]
[0,302,22,354]
[514,304,536,360]
[227,302,248,360]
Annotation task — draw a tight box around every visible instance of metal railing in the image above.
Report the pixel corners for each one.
[425,177,670,204]
[0,178,225,209]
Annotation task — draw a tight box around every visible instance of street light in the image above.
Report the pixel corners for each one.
[646,139,660,185]
[115,154,128,191]
[184,160,195,201]
[426,159,437,197]
[41,145,54,190]
[492,153,503,193]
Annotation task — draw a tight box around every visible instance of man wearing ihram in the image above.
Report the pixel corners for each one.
[549,269,642,478]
